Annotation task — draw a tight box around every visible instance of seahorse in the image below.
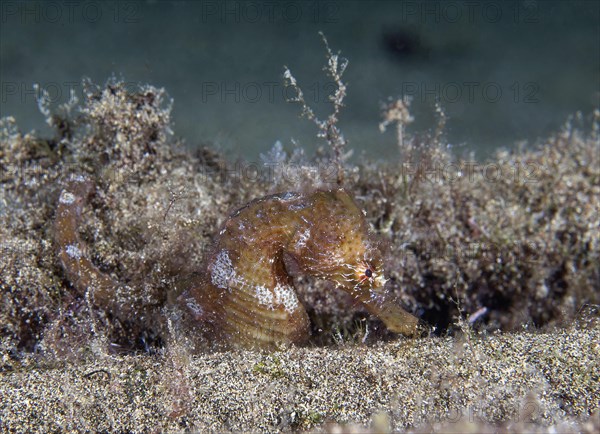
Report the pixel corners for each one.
[55,179,418,349]
[180,189,419,348]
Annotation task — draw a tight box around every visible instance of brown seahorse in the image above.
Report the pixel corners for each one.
[55,179,418,349]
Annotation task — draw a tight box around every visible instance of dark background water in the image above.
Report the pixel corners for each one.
[1,0,598,160]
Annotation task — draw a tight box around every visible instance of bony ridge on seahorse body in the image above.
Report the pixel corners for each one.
[180,188,419,348]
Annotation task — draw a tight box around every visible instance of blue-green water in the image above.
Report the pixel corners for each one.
[1,0,598,160]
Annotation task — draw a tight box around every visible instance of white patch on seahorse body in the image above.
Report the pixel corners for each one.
[288,202,308,211]
[186,298,204,319]
[211,251,299,312]
[65,244,82,259]
[295,228,310,249]
[211,250,236,290]
[255,285,275,308]
[59,191,76,205]
[273,283,299,313]
[253,283,299,312]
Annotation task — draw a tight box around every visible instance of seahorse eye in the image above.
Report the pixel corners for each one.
[365,268,373,278]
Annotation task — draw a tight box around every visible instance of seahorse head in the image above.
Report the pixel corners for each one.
[327,229,388,301]
[294,192,418,335]
[291,189,387,299]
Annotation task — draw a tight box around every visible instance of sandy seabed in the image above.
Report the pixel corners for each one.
[1,329,599,433]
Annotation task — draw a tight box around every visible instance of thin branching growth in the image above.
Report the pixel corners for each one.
[283,32,349,186]
[379,96,414,154]
[432,101,447,147]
